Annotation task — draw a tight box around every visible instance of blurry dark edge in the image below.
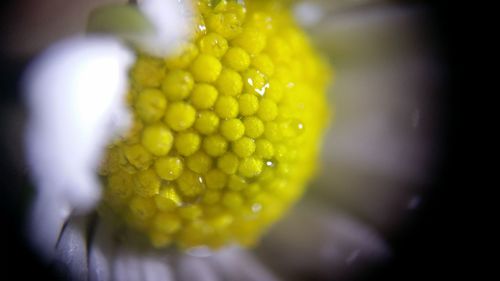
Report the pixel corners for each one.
[354,0,468,280]
[0,1,63,280]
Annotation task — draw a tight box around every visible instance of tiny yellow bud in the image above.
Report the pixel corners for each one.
[141,124,174,156]
[255,139,274,159]
[135,89,167,123]
[106,171,134,203]
[238,157,263,178]
[191,84,219,110]
[164,102,196,131]
[187,151,213,174]
[206,12,242,39]
[251,54,274,77]
[154,157,184,180]
[134,169,161,197]
[222,47,250,71]
[215,68,243,96]
[175,132,201,156]
[217,152,239,175]
[232,27,266,55]
[195,111,220,135]
[154,187,182,211]
[220,118,245,141]
[129,196,157,219]
[190,54,222,82]
[161,70,194,101]
[243,116,264,138]
[203,134,228,157]
[232,137,255,158]
[177,170,205,197]
[214,96,239,118]
[199,33,228,58]
[257,98,278,121]
[131,56,164,88]
[238,93,259,116]
[205,169,227,190]
[123,144,153,170]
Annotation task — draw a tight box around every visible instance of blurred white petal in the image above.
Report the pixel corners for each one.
[54,216,91,281]
[141,253,174,281]
[89,218,117,281]
[135,0,193,56]
[294,2,325,27]
[29,188,72,260]
[109,245,175,281]
[256,203,390,280]
[211,247,282,281]
[310,4,439,231]
[113,247,144,281]
[177,255,219,281]
[23,36,134,258]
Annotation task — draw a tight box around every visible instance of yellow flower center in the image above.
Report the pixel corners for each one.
[100,0,331,249]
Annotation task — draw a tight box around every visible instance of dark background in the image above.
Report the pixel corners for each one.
[0,0,467,280]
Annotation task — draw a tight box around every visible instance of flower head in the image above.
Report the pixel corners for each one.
[99,0,331,249]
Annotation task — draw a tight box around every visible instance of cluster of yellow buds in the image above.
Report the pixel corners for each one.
[100,0,330,249]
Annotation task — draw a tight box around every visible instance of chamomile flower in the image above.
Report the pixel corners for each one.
[2,0,439,280]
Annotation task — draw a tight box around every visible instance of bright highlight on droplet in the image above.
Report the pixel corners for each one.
[100,0,330,249]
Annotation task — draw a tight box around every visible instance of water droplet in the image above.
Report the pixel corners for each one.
[255,83,269,96]
[265,160,275,167]
[247,77,254,86]
[198,24,206,32]
[293,119,305,135]
[197,175,205,184]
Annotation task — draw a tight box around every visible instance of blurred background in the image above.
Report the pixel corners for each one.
[0,0,461,280]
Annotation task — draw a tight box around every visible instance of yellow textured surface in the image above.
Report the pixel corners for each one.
[100,0,330,249]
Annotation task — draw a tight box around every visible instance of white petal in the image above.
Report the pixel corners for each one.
[54,216,91,281]
[293,2,325,27]
[23,35,134,259]
[110,244,174,281]
[28,188,71,259]
[177,255,219,281]
[256,203,390,280]
[141,254,174,281]
[113,247,143,281]
[211,247,282,281]
[307,5,437,230]
[89,218,117,281]
[136,0,193,57]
